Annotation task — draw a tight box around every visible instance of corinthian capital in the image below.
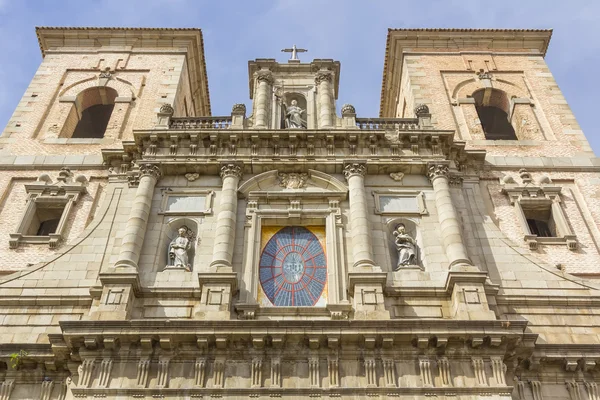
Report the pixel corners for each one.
[220,164,243,180]
[315,70,333,85]
[139,163,162,180]
[427,164,449,182]
[255,70,274,85]
[343,163,367,180]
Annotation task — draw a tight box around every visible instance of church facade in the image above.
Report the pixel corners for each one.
[0,27,598,399]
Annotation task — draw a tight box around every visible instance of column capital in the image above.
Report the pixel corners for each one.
[315,70,333,85]
[427,163,449,182]
[139,163,162,180]
[220,163,243,180]
[343,163,367,181]
[255,70,274,84]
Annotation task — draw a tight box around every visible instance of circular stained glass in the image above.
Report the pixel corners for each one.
[259,226,327,306]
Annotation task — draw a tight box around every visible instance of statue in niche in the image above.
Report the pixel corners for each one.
[283,99,307,129]
[167,226,192,270]
[393,223,417,270]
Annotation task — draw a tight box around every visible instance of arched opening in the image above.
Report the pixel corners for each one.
[66,87,118,139]
[472,88,517,140]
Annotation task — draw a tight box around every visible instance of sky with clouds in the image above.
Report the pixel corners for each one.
[0,0,598,153]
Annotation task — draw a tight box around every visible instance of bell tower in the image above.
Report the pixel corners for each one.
[248,56,340,129]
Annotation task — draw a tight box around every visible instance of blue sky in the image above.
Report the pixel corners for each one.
[0,0,599,154]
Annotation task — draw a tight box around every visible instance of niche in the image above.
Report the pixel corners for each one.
[160,218,199,272]
[279,92,307,129]
[385,218,422,271]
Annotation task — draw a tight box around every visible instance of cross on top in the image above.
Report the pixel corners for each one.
[281,44,307,61]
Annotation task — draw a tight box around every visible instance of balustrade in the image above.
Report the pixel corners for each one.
[170,116,232,129]
[356,117,418,130]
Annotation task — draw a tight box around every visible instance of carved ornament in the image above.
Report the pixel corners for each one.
[220,164,243,180]
[159,104,174,115]
[389,172,404,182]
[343,163,367,180]
[341,104,356,115]
[278,172,308,189]
[255,70,274,84]
[414,104,430,117]
[139,164,162,180]
[315,70,333,85]
[231,103,246,115]
[427,164,449,182]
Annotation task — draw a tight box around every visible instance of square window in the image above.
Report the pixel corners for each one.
[522,208,556,238]
[26,203,66,236]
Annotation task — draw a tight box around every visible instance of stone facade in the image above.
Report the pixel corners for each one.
[0,27,598,399]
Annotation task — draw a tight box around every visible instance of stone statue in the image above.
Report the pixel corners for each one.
[284,100,307,129]
[168,227,192,269]
[393,223,417,269]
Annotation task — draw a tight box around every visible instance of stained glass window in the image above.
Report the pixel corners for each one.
[259,226,327,307]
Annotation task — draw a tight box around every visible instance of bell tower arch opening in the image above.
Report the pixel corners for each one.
[472,88,517,140]
[62,86,118,139]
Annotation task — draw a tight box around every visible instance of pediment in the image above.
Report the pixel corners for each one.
[238,170,347,200]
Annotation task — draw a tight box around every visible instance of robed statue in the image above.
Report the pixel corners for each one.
[283,99,307,129]
[393,223,417,270]
[168,227,192,269]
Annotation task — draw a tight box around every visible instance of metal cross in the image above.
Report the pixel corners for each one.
[281,44,307,61]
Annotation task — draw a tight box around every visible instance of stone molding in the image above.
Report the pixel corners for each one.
[341,103,356,115]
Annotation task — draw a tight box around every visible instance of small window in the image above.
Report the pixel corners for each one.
[523,208,557,238]
[473,88,517,140]
[28,205,65,236]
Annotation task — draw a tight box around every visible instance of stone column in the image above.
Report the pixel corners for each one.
[315,70,334,128]
[210,164,243,270]
[427,163,471,267]
[343,163,375,269]
[115,164,161,270]
[254,70,273,129]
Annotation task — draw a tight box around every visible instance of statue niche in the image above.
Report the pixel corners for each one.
[391,222,419,270]
[165,225,196,271]
[279,93,307,129]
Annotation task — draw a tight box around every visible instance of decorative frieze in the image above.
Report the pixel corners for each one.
[136,358,150,388]
[531,380,543,400]
[566,381,582,400]
[419,357,433,387]
[382,358,396,387]
[194,357,207,387]
[251,356,263,388]
[0,380,13,400]
[157,358,170,388]
[98,358,113,388]
[309,356,320,388]
[270,356,281,388]
[585,382,599,400]
[328,356,339,388]
[438,357,452,386]
[364,357,377,387]
[78,359,95,388]
[214,358,225,388]
[40,380,54,400]
[490,357,506,386]
[471,357,487,386]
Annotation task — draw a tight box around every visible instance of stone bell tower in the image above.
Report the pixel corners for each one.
[248,57,340,129]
